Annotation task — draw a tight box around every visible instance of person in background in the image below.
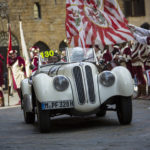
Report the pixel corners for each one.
[121,42,134,78]
[128,24,150,46]
[0,54,4,107]
[131,41,147,99]
[29,46,40,72]
[8,50,26,105]
[143,48,150,99]
[93,45,103,62]
[102,45,113,70]
[129,24,150,99]
[112,45,122,67]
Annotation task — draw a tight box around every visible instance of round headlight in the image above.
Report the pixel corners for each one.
[53,76,69,91]
[99,71,115,87]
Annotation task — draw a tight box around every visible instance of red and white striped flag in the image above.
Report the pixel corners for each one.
[66,0,133,48]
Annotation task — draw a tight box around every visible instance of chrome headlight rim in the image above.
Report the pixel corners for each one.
[99,71,115,87]
[53,75,69,91]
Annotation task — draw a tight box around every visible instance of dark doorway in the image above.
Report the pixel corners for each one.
[59,40,68,52]
[124,0,145,17]
[0,32,19,90]
[34,41,50,52]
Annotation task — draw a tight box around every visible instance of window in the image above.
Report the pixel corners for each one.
[34,2,41,19]
[124,0,145,17]
[55,0,57,5]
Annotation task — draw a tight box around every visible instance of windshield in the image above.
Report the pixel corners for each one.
[38,47,96,67]
[67,47,96,63]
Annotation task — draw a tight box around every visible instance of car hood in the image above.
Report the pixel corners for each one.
[39,62,97,77]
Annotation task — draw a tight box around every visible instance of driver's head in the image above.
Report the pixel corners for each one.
[48,52,60,63]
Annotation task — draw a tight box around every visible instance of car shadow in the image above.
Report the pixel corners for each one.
[33,114,120,134]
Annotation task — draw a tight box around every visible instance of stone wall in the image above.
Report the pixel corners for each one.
[0,0,150,54]
[0,0,67,52]
[122,0,150,26]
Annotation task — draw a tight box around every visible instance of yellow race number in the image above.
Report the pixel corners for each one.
[49,50,54,56]
[40,50,54,58]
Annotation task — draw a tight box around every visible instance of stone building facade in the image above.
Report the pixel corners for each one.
[0,0,150,54]
[0,0,67,53]
[123,0,150,26]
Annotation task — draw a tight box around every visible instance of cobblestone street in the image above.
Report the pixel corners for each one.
[0,98,150,150]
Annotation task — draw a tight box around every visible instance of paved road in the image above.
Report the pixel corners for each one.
[0,100,150,150]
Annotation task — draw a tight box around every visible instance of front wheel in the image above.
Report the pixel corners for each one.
[96,109,106,117]
[116,96,132,125]
[37,101,51,133]
[23,108,35,124]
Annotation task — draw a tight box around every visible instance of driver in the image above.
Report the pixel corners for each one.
[47,52,60,63]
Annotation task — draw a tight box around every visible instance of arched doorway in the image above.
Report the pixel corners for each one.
[59,40,68,52]
[0,32,19,90]
[33,41,50,52]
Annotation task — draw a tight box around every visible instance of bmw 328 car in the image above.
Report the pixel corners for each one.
[21,47,134,133]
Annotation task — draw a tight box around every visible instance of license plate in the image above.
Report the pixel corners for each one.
[41,100,74,110]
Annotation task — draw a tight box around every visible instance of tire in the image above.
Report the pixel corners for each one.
[96,109,106,117]
[37,101,51,133]
[116,96,132,125]
[23,108,35,124]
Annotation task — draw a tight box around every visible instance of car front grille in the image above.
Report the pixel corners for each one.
[73,65,95,104]
[73,66,85,104]
[85,65,95,103]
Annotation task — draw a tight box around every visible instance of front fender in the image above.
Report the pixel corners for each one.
[21,78,32,96]
[23,94,33,112]
[32,73,73,103]
[99,66,134,104]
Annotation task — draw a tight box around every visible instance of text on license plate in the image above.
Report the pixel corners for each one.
[41,100,74,110]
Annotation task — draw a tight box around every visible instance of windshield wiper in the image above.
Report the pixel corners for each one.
[82,56,94,62]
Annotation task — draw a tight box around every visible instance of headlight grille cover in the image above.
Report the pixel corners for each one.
[73,66,85,104]
[100,71,115,87]
[85,65,95,103]
[53,76,69,91]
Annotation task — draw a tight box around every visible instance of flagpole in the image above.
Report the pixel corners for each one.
[7,17,10,106]
[7,66,10,106]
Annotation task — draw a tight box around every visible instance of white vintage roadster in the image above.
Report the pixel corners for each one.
[21,47,134,133]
